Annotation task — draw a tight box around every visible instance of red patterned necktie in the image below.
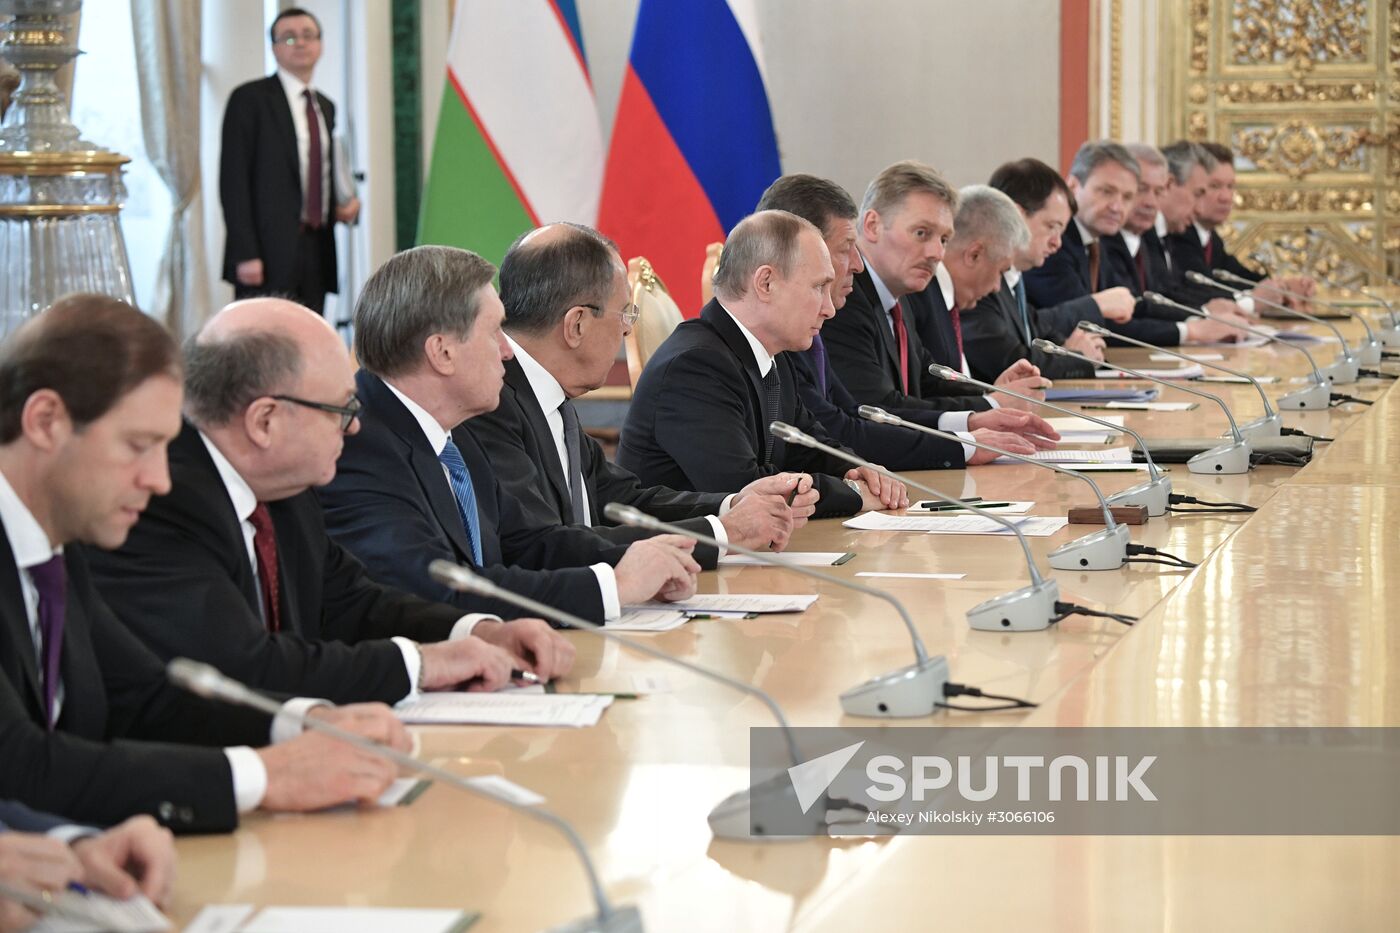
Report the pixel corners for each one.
[1135,247,1147,292]
[302,89,323,227]
[1204,235,1214,266]
[950,305,965,369]
[248,503,281,632]
[891,301,910,393]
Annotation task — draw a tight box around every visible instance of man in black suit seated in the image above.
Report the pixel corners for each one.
[322,246,700,625]
[1165,140,1314,308]
[967,157,1105,379]
[468,222,814,555]
[1099,142,1246,344]
[0,295,412,834]
[821,161,1051,424]
[0,801,175,925]
[618,210,908,516]
[754,174,1057,469]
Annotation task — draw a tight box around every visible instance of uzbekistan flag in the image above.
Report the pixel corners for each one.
[417,0,605,266]
[597,0,781,316]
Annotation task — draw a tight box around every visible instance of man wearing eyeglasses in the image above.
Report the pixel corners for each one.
[219,7,360,315]
[87,297,575,708]
[467,223,815,555]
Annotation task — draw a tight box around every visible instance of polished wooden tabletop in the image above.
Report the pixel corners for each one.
[166,318,1398,931]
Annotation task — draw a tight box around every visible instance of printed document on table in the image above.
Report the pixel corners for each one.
[1096,364,1205,380]
[607,608,689,632]
[845,511,1035,533]
[907,500,1035,515]
[396,692,613,727]
[633,594,819,613]
[1099,401,1198,411]
[919,516,1070,537]
[32,892,169,933]
[1151,351,1223,362]
[1046,415,1125,432]
[235,907,477,933]
[993,447,1134,464]
[719,551,848,567]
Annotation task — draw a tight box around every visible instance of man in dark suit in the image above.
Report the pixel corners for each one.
[219,8,359,315]
[619,211,908,515]
[0,295,411,834]
[89,298,570,705]
[468,223,813,558]
[821,161,1052,429]
[321,246,701,625]
[753,174,1057,468]
[1165,140,1314,308]
[0,801,176,919]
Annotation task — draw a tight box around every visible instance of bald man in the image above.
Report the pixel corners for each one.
[87,297,575,708]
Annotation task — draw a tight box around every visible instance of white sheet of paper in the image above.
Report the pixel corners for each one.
[919,516,1070,537]
[1197,374,1279,384]
[855,571,967,580]
[1096,364,1205,380]
[465,774,546,807]
[845,511,1033,533]
[994,447,1133,464]
[1151,351,1223,361]
[607,608,689,632]
[635,594,819,613]
[1046,415,1125,432]
[377,777,427,807]
[396,692,613,727]
[181,906,256,933]
[1195,334,1270,348]
[1060,462,1153,471]
[577,673,672,695]
[1052,431,1112,444]
[719,551,847,567]
[907,500,1035,515]
[238,907,472,933]
[32,892,169,933]
[1100,401,1198,411]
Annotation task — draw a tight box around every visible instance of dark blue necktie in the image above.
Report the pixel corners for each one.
[437,439,484,565]
[1013,278,1032,346]
[29,554,65,729]
[810,333,829,396]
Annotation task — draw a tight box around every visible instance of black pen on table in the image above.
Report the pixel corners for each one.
[767,482,802,550]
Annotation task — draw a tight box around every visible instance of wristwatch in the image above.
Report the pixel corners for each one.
[844,478,862,494]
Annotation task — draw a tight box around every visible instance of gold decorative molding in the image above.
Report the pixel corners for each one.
[1110,0,1124,139]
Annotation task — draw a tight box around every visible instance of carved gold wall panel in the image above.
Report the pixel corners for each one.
[1158,0,1398,286]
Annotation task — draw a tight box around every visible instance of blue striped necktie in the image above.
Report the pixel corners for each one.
[437,438,484,565]
[1013,278,1032,346]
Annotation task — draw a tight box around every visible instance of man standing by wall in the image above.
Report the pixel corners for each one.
[219,7,360,315]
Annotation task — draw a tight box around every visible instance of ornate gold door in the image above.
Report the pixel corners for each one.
[1157,0,1398,287]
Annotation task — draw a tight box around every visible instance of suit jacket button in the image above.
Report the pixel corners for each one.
[158,801,175,823]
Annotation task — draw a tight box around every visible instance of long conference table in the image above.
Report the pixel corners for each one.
[166,315,1400,931]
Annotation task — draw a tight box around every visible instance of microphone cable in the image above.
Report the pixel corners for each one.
[938,682,1038,712]
[1280,426,1333,443]
[1330,392,1374,407]
[1051,600,1139,627]
[1125,543,1198,569]
[1359,368,1399,380]
[1167,493,1257,514]
[1250,450,1312,468]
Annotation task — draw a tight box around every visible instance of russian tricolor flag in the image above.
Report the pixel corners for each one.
[598,0,781,316]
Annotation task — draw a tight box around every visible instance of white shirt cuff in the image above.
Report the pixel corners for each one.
[1237,295,1256,315]
[450,614,498,639]
[593,563,621,620]
[271,697,332,745]
[717,493,735,516]
[1177,322,1190,343]
[954,432,977,462]
[391,636,422,702]
[704,515,728,557]
[937,410,973,433]
[224,746,267,814]
[47,824,99,844]
[985,395,1000,409]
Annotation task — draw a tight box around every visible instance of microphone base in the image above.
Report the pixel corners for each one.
[1105,474,1171,517]
[840,654,952,717]
[1237,413,1283,443]
[1048,524,1130,571]
[548,906,645,933]
[709,777,870,842]
[1321,359,1359,385]
[967,578,1061,632]
[1358,340,1383,366]
[1380,327,1400,348]
[1278,381,1330,410]
[1187,441,1251,475]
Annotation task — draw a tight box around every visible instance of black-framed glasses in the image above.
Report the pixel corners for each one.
[580,302,641,327]
[272,394,361,432]
[274,32,322,46]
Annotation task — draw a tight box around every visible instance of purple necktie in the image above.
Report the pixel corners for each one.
[810,333,829,396]
[303,89,323,227]
[29,554,65,729]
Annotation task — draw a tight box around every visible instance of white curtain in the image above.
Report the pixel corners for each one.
[130,0,208,338]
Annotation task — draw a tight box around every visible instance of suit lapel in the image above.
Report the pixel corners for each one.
[700,300,768,457]
[503,359,573,521]
[853,268,903,382]
[263,75,301,190]
[171,425,264,614]
[0,521,44,717]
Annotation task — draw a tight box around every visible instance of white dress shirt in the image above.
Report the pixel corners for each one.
[1192,222,1256,317]
[275,68,334,219]
[861,257,983,451]
[0,466,307,814]
[507,338,731,544]
[382,380,625,621]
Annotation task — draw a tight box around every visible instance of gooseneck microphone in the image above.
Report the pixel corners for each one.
[925,362,1171,516]
[615,464,1058,632]
[1187,269,1358,384]
[424,561,855,841]
[1210,268,1381,365]
[168,658,644,932]
[1144,291,1331,410]
[1077,319,1282,442]
[1035,335,1252,474]
[844,412,1129,570]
